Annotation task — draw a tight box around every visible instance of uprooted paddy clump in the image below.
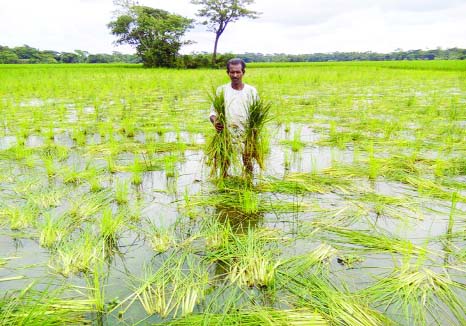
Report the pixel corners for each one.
[1,61,466,325]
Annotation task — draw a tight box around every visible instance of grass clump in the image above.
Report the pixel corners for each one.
[243,98,271,174]
[206,91,236,178]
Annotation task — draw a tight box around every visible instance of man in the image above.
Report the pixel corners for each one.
[209,58,258,173]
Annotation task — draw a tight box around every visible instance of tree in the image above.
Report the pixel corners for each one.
[108,5,193,67]
[191,0,259,65]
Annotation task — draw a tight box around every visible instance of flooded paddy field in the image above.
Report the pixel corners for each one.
[1,61,465,325]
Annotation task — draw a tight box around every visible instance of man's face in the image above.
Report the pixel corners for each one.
[228,64,244,84]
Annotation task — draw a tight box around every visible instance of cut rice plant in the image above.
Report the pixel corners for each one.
[26,186,67,209]
[68,190,113,222]
[49,230,100,277]
[207,228,282,288]
[0,282,94,325]
[0,203,39,230]
[362,263,466,325]
[243,97,271,174]
[99,206,125,248]
[116,252,209,319]
[160,308,328,326]
[275,260,392,325]
[114,178,130,204]
[206,91,236,178]
[39,212,70,248]
[144,221,176,253]
[313,223,429,256]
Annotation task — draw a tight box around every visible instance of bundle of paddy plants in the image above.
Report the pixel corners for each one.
[243,97,272,174]
[0,283,94,325]
[274,258,392,326]
[158,308,328,325]
[206,91,236,178]
[113,251,210,319]
[205,227,283,289]
[362,263,466,325]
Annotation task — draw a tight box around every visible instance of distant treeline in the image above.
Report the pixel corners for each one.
[0,45,141,64]
[1,44,465,65]
[239,48,466,62]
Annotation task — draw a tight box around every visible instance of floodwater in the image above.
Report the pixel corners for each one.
[1,122,465,324]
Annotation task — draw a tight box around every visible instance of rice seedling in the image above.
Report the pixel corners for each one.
[206,91,237,178]
[114,178,130,204]
[312,223,429,256]
[116,252,209,319]
[243,97,271,174]
[144,220,176,253]
[26,186,67,209]
[0,203,39,230]
[99,206,125,248]
[0,282,94,325]
[164,154,178,178]
[275,260,392,325]
[68,190,113,222]
[362,263,466,325]
[207,228,282,289]
[39,212,70,248]
[160,308,328,326]
[49,230,100,277]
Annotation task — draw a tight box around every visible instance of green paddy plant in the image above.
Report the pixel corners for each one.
[209,228,282,288]
[206,91,236,178]
[49,230,100,277]
[238,188,259,214]
[313,223,429,256]
[0,283,94,325]
[39,212,70,248]
[68,190,113,222]
[243,97,271,174]
[145,220,176,253]
[117,252,209,318]
[114,178,130,204]
[363,263,466,325]
[130,156,143,185]
[26,186,66,209]
[99,207,125,248]
[162,308,328,326]
[275,264,391,325]
[164,154,178,178]
[0,203,39,230]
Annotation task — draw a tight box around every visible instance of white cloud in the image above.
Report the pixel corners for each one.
[0,0,465,54]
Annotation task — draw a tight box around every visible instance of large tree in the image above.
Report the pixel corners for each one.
[191,0,259,65]
[108,6,193,67]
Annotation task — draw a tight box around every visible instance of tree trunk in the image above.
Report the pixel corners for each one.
[212,33,220,66]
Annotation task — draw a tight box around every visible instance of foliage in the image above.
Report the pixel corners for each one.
[206,90,237,178]
[191,0,259,65]
[243,97,271,173]
[108,6,193,67]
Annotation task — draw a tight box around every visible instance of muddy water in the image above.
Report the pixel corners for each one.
[1,122,465,324]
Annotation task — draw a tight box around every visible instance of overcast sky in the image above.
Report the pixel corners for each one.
[1,0,466,54]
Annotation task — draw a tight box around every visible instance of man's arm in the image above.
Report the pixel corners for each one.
[210,114,224,131]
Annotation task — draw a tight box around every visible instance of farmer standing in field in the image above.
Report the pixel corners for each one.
[209,58,258,173]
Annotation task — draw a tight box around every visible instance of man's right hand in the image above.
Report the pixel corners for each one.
[214,121,224,132]
[210,115,224,132]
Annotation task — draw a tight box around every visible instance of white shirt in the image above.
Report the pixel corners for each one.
[210,83,258,132]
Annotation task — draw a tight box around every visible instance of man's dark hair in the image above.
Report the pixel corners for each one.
[226,58,246,72]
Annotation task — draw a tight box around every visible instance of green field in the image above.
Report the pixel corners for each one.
[1,61,465,325]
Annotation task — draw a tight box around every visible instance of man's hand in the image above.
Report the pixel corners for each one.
[210,115,224,132]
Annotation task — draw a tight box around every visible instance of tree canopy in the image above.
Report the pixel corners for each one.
[108,6,193,67]
[191,0,259,65]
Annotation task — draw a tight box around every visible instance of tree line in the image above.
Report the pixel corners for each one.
[0,45,140,64]
[2,44,465,66]
[1,0,464,68]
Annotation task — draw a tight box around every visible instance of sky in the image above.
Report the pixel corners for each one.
[1,0,466,55]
